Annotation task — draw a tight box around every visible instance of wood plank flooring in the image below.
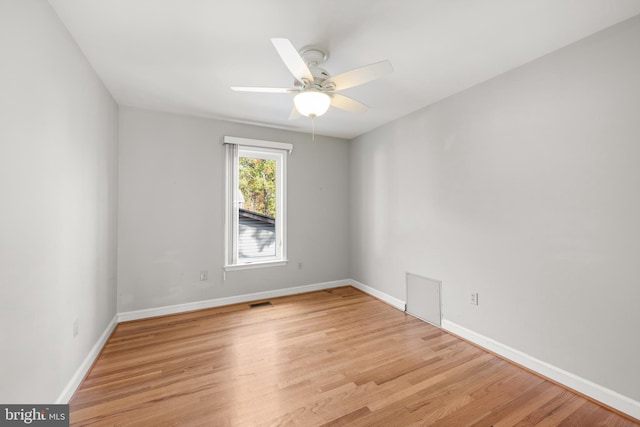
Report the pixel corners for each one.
[70,287,639,426]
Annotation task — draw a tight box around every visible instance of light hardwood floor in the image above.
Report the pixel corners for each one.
[70,287,639,426]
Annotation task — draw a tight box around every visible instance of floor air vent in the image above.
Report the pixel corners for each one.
[249,301,272,308]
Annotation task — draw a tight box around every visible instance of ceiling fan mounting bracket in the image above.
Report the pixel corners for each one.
[299,45,328,67]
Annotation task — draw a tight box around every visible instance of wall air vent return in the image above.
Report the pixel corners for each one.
[406,273,442,327]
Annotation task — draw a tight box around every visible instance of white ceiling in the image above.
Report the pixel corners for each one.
[48,0,640,139]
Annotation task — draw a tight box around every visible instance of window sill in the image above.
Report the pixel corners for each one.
[224,260,288,272]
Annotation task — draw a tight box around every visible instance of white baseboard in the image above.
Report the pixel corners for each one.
[349,279,406,311]
[118,279,350,322]
[56,314,118,404]
[442,319,640,420]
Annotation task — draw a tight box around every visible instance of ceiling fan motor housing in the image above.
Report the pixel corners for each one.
[311,67,330,86]
[294,67,331,89]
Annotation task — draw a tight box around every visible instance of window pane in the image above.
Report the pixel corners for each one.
[224,138,288,269]
[238,156,277,261]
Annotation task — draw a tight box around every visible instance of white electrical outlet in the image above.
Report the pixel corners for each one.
[200,270,208,281]
[470,292,479,306]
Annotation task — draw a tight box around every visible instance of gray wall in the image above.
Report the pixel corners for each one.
[0,1,118,403]
[350,15,640,401]
[117,107,349,312]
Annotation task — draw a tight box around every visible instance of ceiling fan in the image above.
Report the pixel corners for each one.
[231,38,393,120]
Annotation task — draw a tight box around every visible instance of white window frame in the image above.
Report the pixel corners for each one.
[224,136,291,271]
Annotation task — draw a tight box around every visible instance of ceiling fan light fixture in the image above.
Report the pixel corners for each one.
[294,90,331,118]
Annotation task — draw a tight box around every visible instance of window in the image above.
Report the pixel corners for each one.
[224,136,291,269]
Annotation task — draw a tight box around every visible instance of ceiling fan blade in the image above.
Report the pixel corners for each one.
[331,93,368,113]
[231,86,294,93]
[288,107,302,120]
[271,38,314,84]
[323,60,393,91]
